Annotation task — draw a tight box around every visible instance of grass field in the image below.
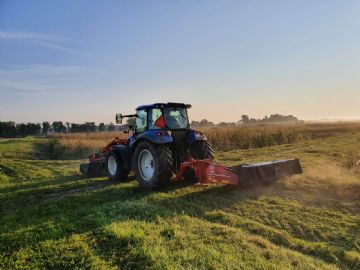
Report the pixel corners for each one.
[1,124,360,269]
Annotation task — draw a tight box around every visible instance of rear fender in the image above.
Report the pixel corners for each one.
[188,129,206,145]
[137,130,173,145]
[111,145,131,170]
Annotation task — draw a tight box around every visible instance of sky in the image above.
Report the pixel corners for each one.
[0,0,359,124]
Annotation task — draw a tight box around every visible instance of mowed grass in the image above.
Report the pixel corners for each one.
[1,127,360,269]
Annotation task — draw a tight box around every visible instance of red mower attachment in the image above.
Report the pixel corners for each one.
[101,137,127,153]
[176,158,302,185]
[80,153,105,177]
[80,137,128,177]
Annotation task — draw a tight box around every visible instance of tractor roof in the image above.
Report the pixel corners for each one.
[136,102,191,110]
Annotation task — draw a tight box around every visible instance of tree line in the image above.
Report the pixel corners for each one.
[0,121,118,138]
[191,114,303,128]
[0,114,303,138]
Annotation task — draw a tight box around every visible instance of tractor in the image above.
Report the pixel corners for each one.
[80,102,302,188]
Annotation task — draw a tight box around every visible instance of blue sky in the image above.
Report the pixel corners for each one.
[0,0,359,123]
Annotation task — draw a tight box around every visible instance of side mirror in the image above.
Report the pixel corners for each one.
[115,113,123,124]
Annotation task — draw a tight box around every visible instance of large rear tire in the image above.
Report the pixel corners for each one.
[134,141,173,189]
[190,141,214,160]
[182,141,215,181]
[106,151,129,181]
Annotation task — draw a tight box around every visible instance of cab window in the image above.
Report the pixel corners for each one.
[164,107,189,129]
[148,108,163,129]
[136,109,147,133]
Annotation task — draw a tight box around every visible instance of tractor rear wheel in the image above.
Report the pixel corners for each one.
[190,141,214,160]
[134,141,173,189]
[106,151,129,181]
[183,141,215,181]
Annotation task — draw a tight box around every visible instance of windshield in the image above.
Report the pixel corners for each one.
[148,108,163,130]
[164,107,189,129]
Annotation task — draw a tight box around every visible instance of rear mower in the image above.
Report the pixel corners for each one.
[80,103,302,188]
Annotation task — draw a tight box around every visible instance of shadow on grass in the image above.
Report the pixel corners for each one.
[0,174,86,195]
[0,178,254,246]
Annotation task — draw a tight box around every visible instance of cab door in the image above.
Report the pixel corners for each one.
[135,109,147,134]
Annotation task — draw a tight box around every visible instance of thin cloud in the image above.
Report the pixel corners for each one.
[0,64,100,95]
[33,40,93,56]
[0,31,72,42]
[0,30,91,55]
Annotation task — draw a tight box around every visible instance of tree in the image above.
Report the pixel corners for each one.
[250,118,258,125]
[218,122,228,127]
[65,122,71,132]
[199,119,214,127]
[190,120,200,127]
[70,123,79,132]
[241,115,250,125]
[42,122,50,135]
[26,123,41,135]
[0,122,16,138]
[98,123,105,132]
[14,123,41,137]
[107,122,115,131]
[16,123,27,137]
[52,121,65,132]
[85,122,96,132]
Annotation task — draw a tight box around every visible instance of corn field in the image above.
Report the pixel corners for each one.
[38,123,360,159]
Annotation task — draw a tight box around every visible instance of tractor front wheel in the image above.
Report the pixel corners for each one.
[134,141,173,189]
[106,151,129,181]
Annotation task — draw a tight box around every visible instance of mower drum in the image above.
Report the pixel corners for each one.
[176,159,302,185]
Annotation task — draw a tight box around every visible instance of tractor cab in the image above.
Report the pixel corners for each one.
[116,103,191,133]
[133,103,191,133]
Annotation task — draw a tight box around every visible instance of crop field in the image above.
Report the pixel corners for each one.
[1,123,360,269]
[41,122,360,159]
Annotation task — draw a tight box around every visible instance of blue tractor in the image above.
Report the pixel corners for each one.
[81,103,214,188]
[80,102,302,188]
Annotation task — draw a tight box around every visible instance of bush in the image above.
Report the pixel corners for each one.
[36,139,98,160]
